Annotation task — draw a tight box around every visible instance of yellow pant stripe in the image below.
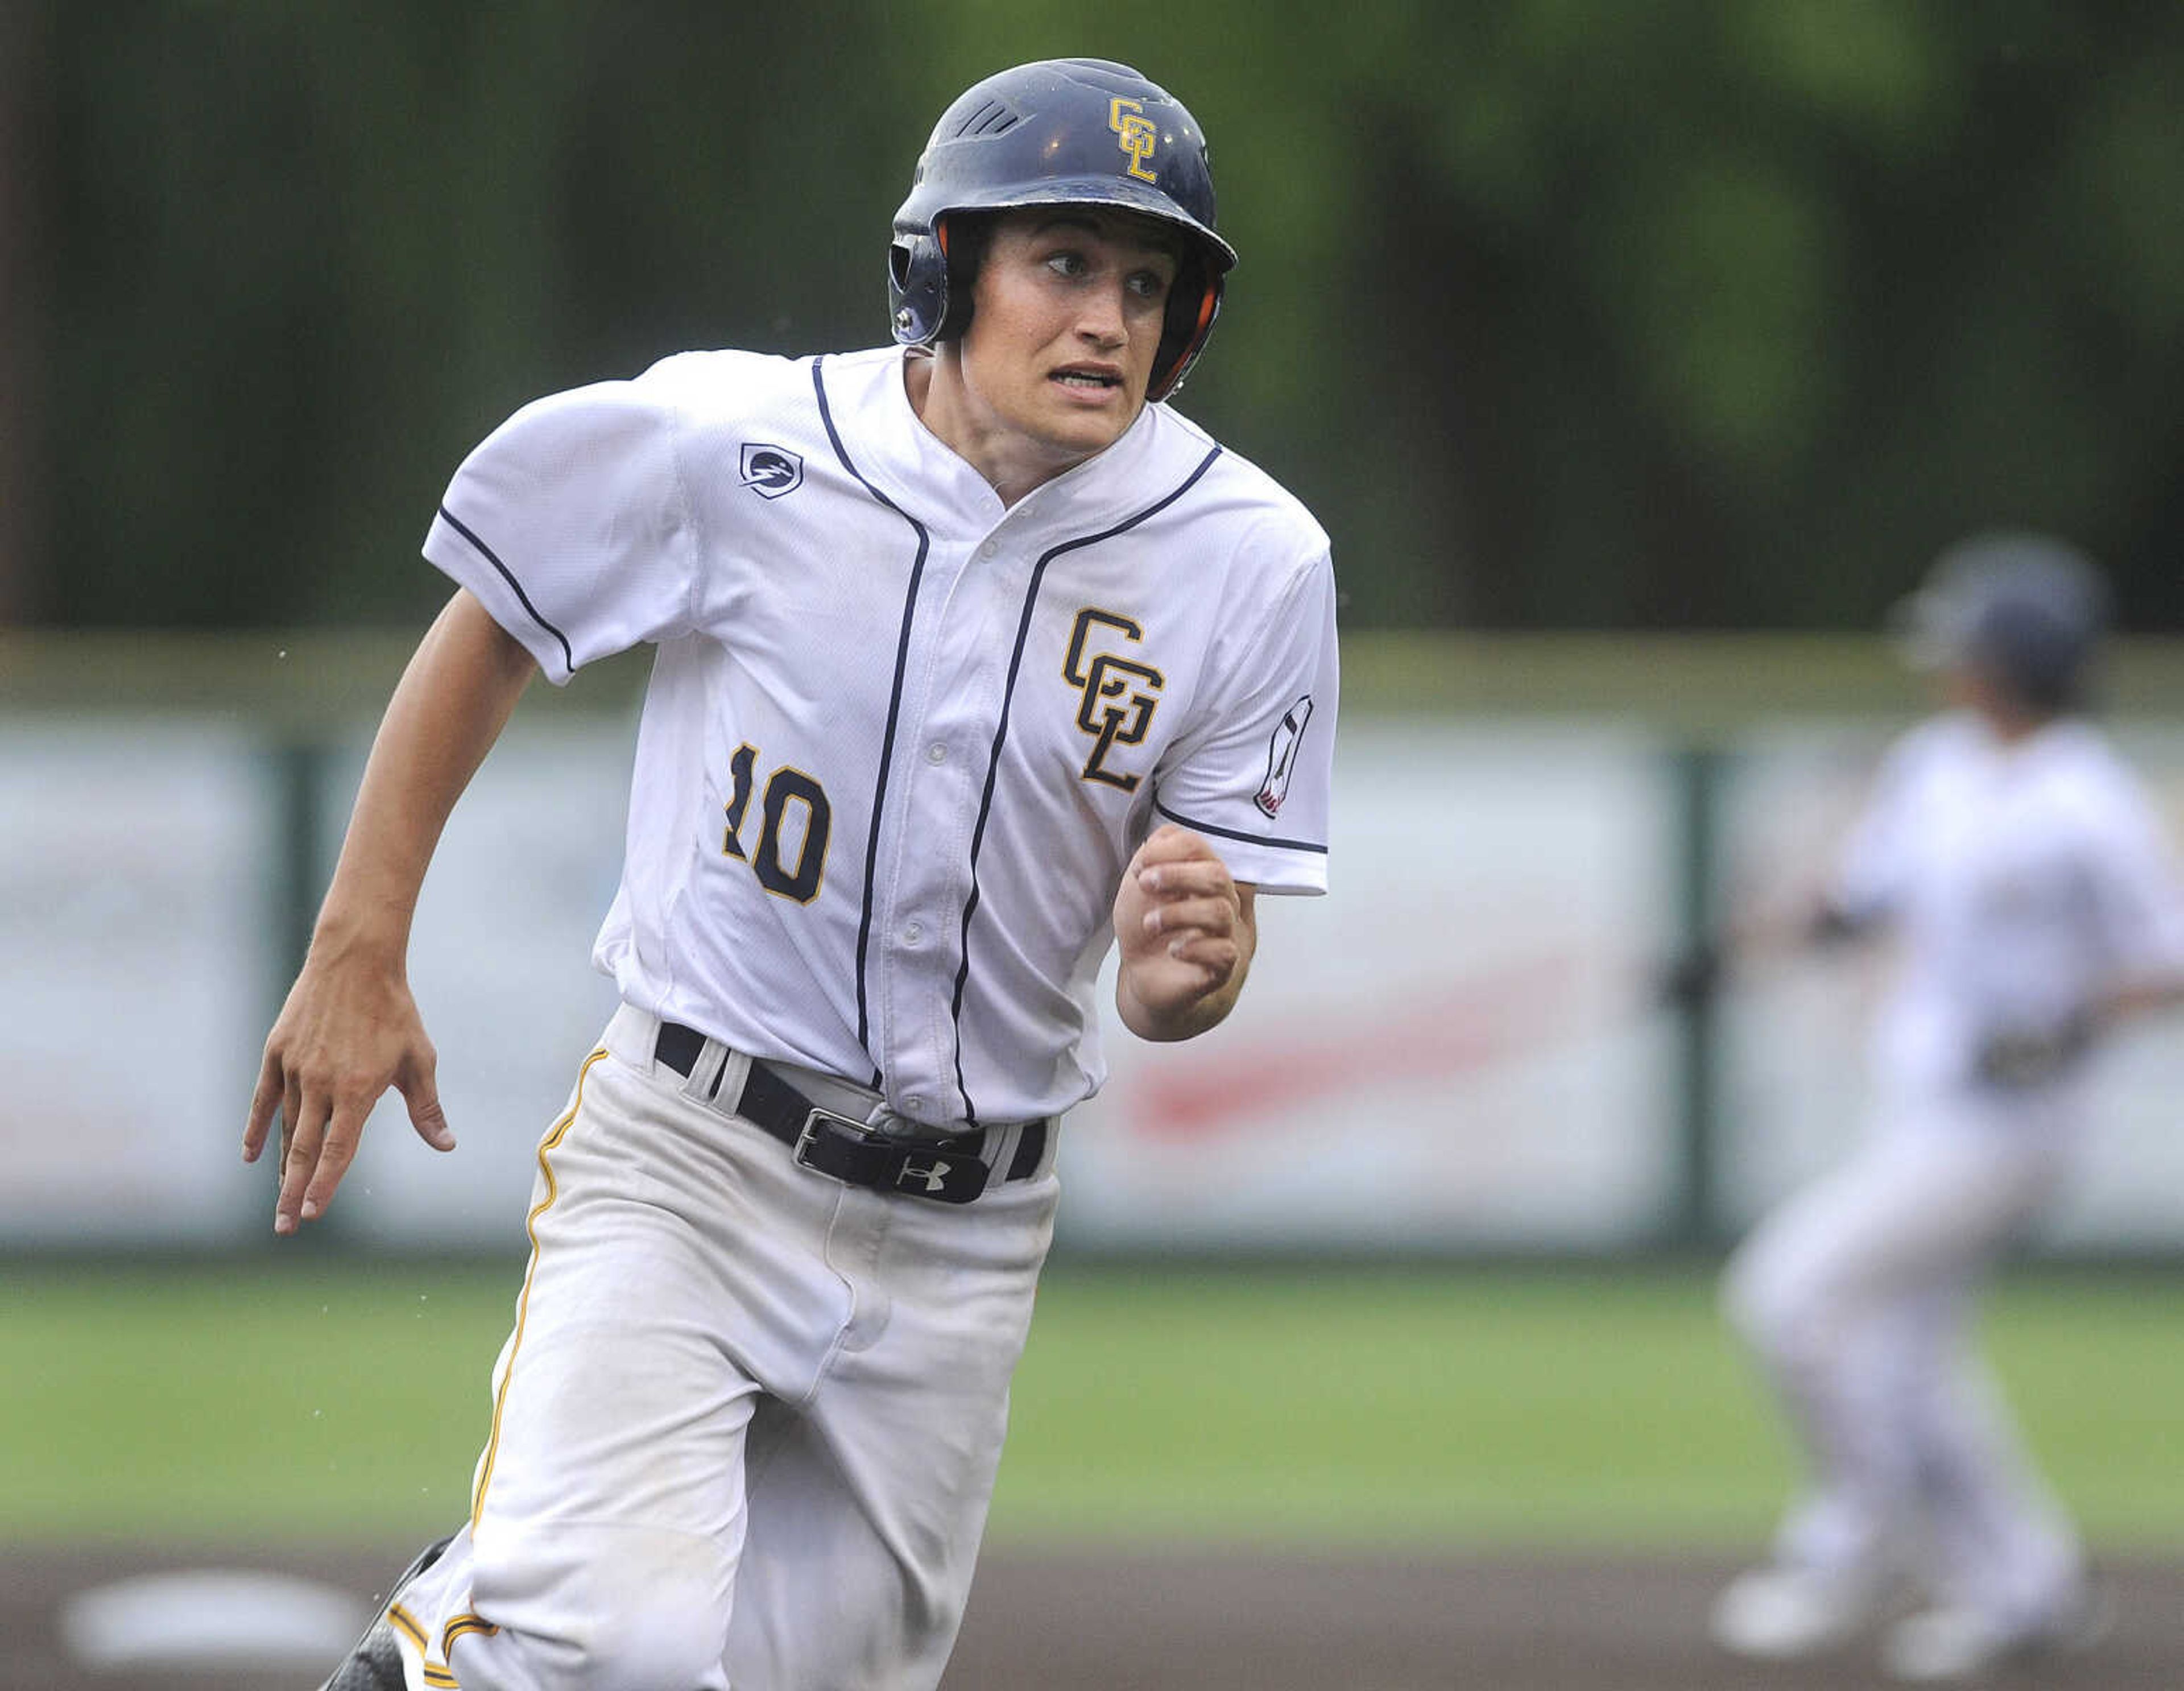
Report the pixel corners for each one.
[470,1045,610,1528]
[388,1602,428,1651]
[413,1601,498,1688]
[443,1612,501,1652]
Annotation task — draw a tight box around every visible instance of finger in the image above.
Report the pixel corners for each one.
[275,1099,327,1235]
[299,1102,369,1223]
[243,1050,284,1163]
[282,1073,303,1181]
[1137,849,1227,882]
[1136,824,1217,867]
[1135,859,1233,902]
[1159,931,1239,987]
[400,1060,456,1153]
[1163,922,1239,963]
[1143,893,1237,938]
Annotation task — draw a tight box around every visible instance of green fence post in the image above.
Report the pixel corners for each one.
[1672,741,1724,1251]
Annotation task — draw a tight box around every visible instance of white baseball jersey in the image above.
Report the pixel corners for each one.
[423,344,1338,1128]
[1829,711,2184,1103]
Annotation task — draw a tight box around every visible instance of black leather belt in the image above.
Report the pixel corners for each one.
[652,1021,1048,1205]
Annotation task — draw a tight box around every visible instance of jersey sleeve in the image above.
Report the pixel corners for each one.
[421,366,700,684]
[2087,782,2184,983]
[1150,544,1339,895]
[1827,730,1925,924]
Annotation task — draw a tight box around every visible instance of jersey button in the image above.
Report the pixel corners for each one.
[977,540,999,560]
[902,921,923,944]
[926,743,948,764]
[903,1096,927,1118]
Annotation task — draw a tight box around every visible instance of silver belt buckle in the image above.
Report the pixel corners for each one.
[792,1104,876,1175]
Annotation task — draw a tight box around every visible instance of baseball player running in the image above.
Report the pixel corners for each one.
[244,58,1338,1691]
[1706,535,2184,1680]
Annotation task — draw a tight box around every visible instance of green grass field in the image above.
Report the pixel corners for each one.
[5,1260,2179,1551]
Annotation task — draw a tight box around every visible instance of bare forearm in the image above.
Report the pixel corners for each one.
[313,590,536,960]
[246,590,534,1233]
[2097,972,2184,1027]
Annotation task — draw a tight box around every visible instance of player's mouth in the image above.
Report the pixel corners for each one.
[1049,363,1125,399]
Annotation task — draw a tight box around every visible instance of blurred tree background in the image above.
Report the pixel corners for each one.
[4,1,2181,633]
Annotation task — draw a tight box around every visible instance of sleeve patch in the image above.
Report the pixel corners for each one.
[1254,694,1315,818]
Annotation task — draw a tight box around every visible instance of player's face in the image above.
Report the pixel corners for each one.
[954,209,1179,462]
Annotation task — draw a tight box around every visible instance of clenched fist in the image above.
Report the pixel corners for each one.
[1112,823,1257,1041]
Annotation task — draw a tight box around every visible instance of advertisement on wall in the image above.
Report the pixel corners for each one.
[1055,719,1686,1251]
[5,711,2182,1255]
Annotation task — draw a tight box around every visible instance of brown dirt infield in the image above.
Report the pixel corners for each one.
[6,1543,2179,1690]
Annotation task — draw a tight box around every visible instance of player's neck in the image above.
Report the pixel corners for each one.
[904,349,1103,508]
[1978,703,2057,745]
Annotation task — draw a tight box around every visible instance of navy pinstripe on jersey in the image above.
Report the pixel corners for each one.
[947,444,1225,1123]
[813,354,928,1090]
[435,505,576,677]
[1152,796,1327,856]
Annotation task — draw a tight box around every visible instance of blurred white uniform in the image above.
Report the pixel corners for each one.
[1724,710,2184,1631]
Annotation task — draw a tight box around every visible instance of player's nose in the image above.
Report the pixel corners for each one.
[1072,279,1128,348]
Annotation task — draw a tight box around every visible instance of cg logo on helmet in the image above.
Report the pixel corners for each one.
[1108,97,1159,183]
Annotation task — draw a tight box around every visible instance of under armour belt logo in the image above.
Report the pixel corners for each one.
[897,1156,954,1194]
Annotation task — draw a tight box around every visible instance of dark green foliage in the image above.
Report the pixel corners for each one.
[18,3,2184,630]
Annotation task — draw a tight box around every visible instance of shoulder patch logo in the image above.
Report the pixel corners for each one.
[1254,695,1314,817]
[739,444,805,500]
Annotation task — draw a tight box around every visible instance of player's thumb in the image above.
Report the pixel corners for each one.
[402,1075,457,1152]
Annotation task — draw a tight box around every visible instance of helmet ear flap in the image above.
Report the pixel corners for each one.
[889,228,950,346]
[889,212,985,346]
[934,212,997,341]
[1148,258,1223,400]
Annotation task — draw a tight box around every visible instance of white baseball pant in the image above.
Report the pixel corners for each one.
[388,1003,1060,1691]
[1722,1101,2084,1629]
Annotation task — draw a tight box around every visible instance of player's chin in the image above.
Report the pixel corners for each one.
[1036,387,1143,449]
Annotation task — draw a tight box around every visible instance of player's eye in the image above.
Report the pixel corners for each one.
[1044,249,1089,279]
[1127,268,1173,303]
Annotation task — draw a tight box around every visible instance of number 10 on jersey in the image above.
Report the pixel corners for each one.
[722,743,832,904]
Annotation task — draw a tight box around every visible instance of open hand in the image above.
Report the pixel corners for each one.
[243,954,454,1234]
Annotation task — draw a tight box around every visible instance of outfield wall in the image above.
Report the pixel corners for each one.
[5,632,2183,1256]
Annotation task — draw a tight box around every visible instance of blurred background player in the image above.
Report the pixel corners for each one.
[1702,533,2184,1680]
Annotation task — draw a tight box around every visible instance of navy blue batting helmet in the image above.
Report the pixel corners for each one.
[1892,531,2110,713]
[889,59,1236,400]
